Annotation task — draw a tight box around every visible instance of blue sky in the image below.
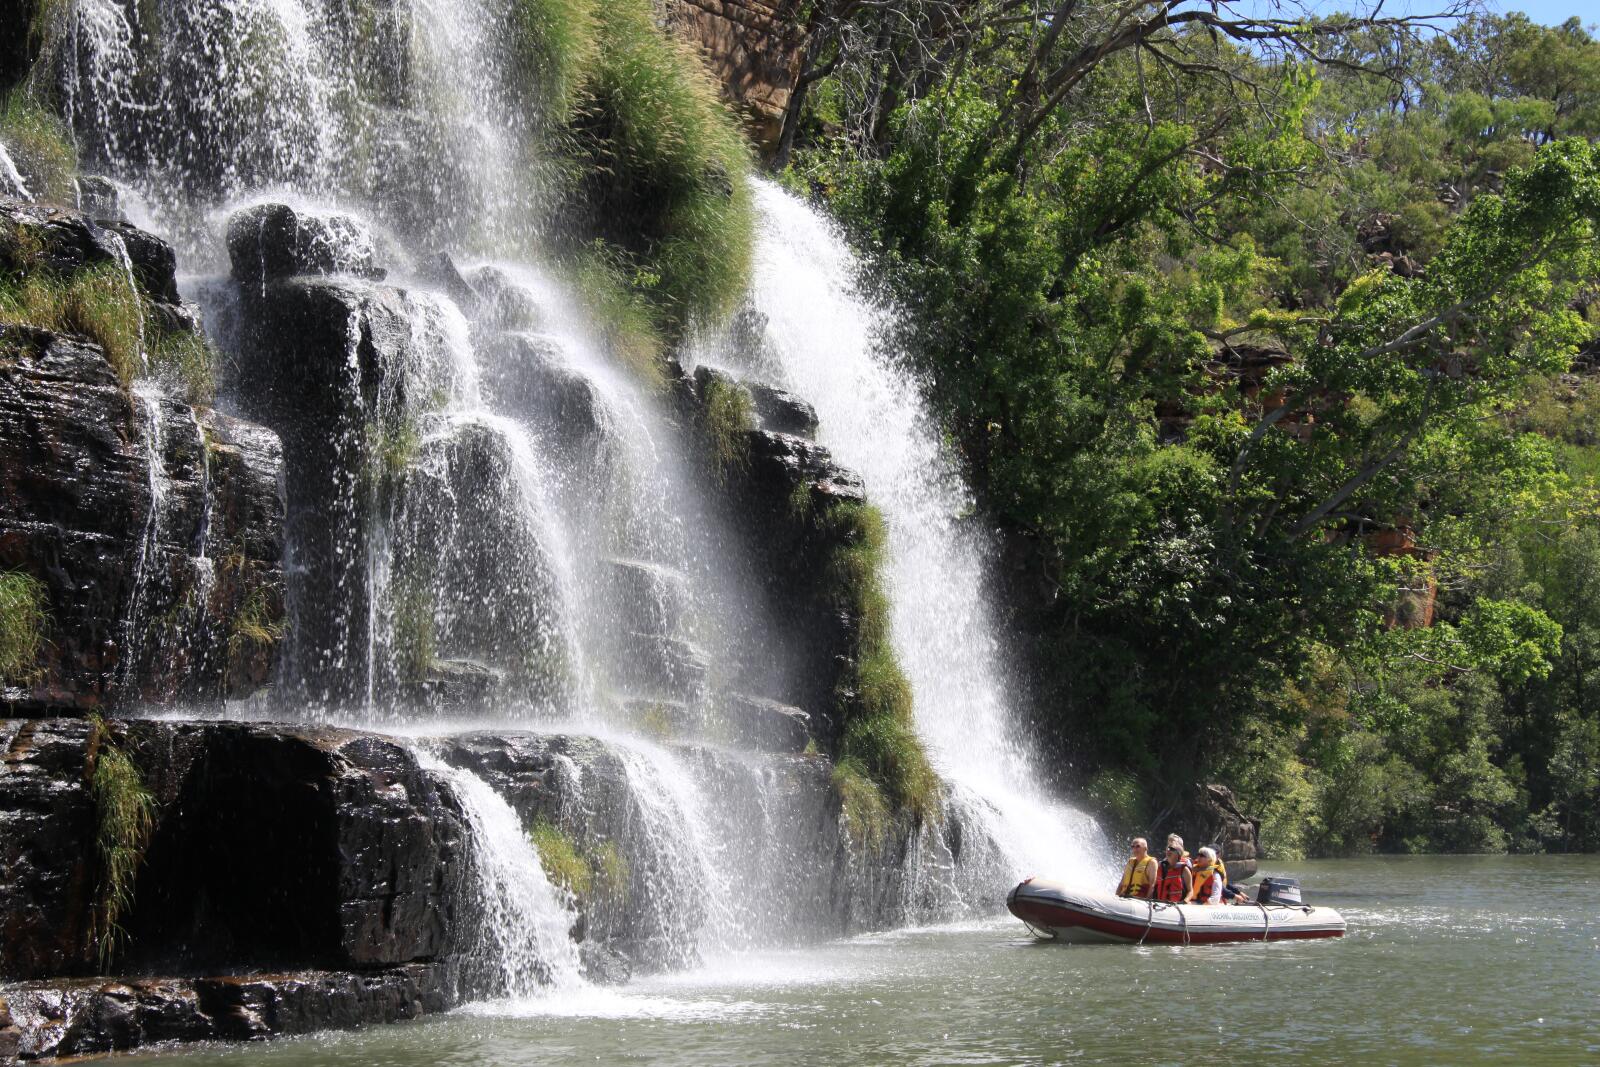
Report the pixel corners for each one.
[1234,1,1593,28]
[1487,1,1592,25]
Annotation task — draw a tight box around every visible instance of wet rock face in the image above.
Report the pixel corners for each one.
[2,965,458,1061]
[748,382,818,437]
[0,343,284,709]
[0,204,286,710]
[227,273,405,705]
[225,203,389,285]
[0,720,472,983]
[0,331,145,708]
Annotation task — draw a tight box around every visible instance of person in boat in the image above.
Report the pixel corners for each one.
[1187,846,1224,906]
[1153,837,1192,903]
[1115,837,1159,899]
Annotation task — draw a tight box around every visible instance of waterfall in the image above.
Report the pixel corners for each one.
[416,751,586,996]
[37,0,1114,1005]
[720,180,1112,885]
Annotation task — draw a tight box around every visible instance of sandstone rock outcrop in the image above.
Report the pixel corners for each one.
[664,1,808,155]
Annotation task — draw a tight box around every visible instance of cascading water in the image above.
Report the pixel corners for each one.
[415,751,586,996]
[705,180,1112,886]
[38,0,1113,1007]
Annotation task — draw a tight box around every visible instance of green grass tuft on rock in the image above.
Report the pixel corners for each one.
[530,818,593,899]
[0,262,145,383]
[390,577,438,684]
[698,374,754,484]
[512,0,598,126]
[832,756,891,851]
[0,569,47,684]
[148,327,217,406]
[0,91,77,203]
[87,716,156,969]
[568,245,667,389]
[812,501,940,822]
[550,0,754,341]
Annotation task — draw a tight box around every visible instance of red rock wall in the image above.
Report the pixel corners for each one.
[664,0,808,155]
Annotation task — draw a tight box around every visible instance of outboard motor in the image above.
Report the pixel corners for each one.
[1256,877,1304,906]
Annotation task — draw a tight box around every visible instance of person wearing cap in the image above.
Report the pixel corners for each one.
[1187,846,1224,905]
[1152,836,1192,902]
[1115,838,1159,899]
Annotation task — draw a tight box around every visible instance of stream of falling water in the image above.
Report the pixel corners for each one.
[414,751,587,996]
[721,180,1112,885]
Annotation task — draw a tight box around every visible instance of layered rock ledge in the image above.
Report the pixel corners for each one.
[0,717,1002,1063]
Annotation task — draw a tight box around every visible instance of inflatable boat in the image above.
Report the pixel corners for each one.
[1006,877,1346,945]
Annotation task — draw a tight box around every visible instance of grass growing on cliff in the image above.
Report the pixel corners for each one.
[512,0,598,126]
[228,581,284,662]
[148,326,217,406]
[591,838,628,905]
[568,246,666,389]
[87,716,156,968]
[820,502,939,821]
[0,91,77,203]
[0,569,47,684]
[390,577,438,683]
[551,0,754,340]
[832,757,891,851]
[529,821,631,907]
[530,819,592,898]
[698,374,754,485]
[0,261,145,382]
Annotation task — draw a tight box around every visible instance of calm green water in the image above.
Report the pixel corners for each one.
[135,856,1599,1066]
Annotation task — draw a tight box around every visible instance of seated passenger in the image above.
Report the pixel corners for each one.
[1153,837,1192,902]
[1115,837,1159,899]
[1187,846,1224,906]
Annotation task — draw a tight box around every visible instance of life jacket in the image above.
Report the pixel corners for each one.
[1190,863,1221,904]
[1154,857,1190,902]
[1117,854,1158,897]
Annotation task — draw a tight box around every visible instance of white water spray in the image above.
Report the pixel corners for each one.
[416,751,586,997]
[731,180,1111,885]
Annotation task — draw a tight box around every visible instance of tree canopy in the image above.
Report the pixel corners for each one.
[782,5,1600,854]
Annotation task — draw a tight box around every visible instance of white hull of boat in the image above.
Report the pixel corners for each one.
[1007,878,1347,945]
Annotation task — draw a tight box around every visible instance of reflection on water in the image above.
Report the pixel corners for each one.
[121,856,1599,1066]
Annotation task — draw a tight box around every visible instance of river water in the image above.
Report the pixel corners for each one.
[127,855,1596,1066]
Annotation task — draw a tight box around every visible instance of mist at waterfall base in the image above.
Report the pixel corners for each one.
[35,0,1118,1010]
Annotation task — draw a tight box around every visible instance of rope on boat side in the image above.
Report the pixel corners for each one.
[1138,899,1156,946]
[1257,902,1271,942]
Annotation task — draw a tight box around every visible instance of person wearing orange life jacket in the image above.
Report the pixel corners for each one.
[1115,838,1159,898]
[1187,846,1224,905]
[1152,837,1192,903]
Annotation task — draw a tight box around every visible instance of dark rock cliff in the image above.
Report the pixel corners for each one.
[0,202,285,711]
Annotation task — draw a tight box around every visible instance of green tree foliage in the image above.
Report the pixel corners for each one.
[784,5,1600,851]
